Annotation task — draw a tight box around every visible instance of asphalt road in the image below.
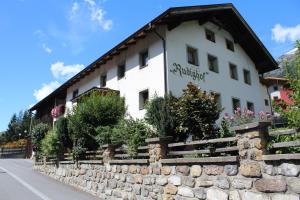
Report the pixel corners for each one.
[0,159,99,200]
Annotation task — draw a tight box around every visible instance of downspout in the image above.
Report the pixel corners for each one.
[152,26,168,95]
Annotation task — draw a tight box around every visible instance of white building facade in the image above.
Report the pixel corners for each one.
[31,4,277,122]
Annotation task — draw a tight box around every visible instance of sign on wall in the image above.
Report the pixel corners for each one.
[170,63,209,82]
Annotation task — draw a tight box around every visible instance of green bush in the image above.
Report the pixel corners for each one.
[55,117,72,150]
[31,123,50,153]
[174,82,222,140]
[217,118,235,138]
[68,92,126,153]
[95,118,156,156]
[145,94,177,137]
[41,129,60,157]
[124,118,156,156]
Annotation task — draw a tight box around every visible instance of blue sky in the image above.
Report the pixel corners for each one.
[0,0,299,131]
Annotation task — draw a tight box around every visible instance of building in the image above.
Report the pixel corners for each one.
[30,4,277,123]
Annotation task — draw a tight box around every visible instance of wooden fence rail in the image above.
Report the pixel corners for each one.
[36,123,300,165]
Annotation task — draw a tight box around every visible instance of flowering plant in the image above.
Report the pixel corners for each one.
[224,107,271,127]
[51,104,65,118]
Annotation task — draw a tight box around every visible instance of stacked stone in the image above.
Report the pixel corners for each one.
[33,122,300,200]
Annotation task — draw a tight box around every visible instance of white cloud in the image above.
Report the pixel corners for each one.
[51,61,84,80]
[70,0,113,31]
[70,2,80,19]
[272,24,300,43]
[33,81,60,101]
[42,43,52,54]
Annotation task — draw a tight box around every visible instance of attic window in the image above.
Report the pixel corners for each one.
[226,39,235,52]
[205,29,215,43]
[118,64,126,79]
[140,50,149,68]
[72,89,79,99]
[100,74,107,87]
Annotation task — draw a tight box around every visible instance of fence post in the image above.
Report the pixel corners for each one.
[232,121,270,178]
[102,144,115,163]
[146,136,172,164]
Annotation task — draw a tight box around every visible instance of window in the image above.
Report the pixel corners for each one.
[139,89,149,110]
[187,46,199,66]
[229,63,238,80]
[214,93,222,109]
[226,39,234,51]
[232,98,241,113]
[243,69,251,85]
[205,29,215,43]
[117,64,126,79]
[207,54,219,73]
[72,89,79,99]
[247,101,255,112]
[273,86,278,91]
[100,74,107,87]
[274,96,279,100]
[139,50,149,68]
[264,99,269,106]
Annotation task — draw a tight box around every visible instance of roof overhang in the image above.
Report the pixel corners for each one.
[30,3,278,112]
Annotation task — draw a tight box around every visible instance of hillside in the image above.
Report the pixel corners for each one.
[265,48,297,77]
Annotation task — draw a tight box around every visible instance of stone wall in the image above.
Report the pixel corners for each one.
[34,123,300,200]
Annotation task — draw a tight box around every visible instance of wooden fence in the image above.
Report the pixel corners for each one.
[36,122,300,165]
[0,147,26,158]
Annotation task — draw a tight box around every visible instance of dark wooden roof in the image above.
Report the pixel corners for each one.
[30,3,277,111]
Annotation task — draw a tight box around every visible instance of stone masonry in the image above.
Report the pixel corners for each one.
[34,122,300,200]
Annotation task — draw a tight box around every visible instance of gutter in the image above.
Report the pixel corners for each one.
[152,26,168,95]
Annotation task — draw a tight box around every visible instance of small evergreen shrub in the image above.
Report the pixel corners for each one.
[174,82,222,140]
[55,117,72,150]
[145,94,177,137]
[41,129,60,157]
[31,123,50,153]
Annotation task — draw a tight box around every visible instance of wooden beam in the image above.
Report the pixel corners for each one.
[167,21,182,31]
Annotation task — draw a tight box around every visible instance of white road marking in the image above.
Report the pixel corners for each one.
[0,166,52,200]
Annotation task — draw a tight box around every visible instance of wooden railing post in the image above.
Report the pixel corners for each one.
[102,144,115,163]
[232,121,271,178]
[146,136,172,164]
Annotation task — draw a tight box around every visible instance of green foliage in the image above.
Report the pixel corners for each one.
[145,94,177,137]
[173,82,222,140]
[95,118,156,156]
[2,110,32,145]
[217,118,235,138]
[267,132,300,154]
[41,129,61,157]
[68,92,126,155]
[275,41,300,128]
[72,138,86,160]
[31,123,49,153]
[55,117,72,149]
[124,118,156,156]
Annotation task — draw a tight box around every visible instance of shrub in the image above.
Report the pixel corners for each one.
[55,117,72,150]
[41,129,61,157]
[145,94,177,137]
[68,92,126,153]
[96,118,156,156]
[224,108,271,127]
[31,123,49,153]
[124,118,156,156]
[174,82,222,140]
[217,118,235,138]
